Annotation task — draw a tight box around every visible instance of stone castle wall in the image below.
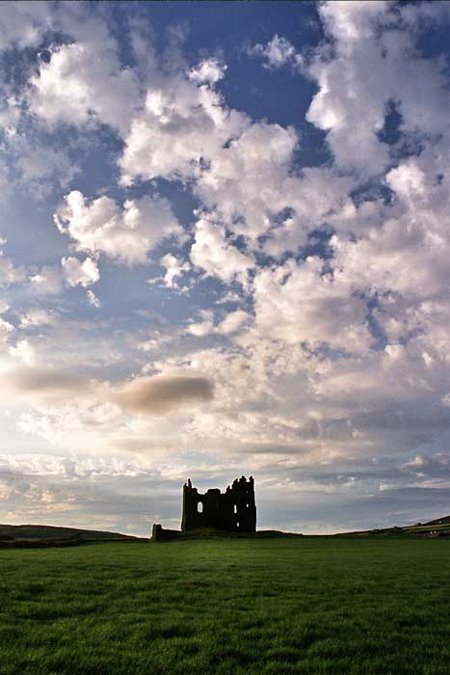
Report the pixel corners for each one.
[181,476,256,533]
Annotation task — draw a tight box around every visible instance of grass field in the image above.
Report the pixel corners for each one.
[1,537,450,674]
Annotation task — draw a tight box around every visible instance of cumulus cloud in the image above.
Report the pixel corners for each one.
[192,123,353,251]
[216,309,249,335]
[158,253,191,289]
[194,122,299,241]
[119,75,248,184]
[29,38,140,134]
[190,215,253,287]
[188,309,249,337]
[55,191,182,265]
[248,34,303,70]
[253,256,370,352]
[187,310,215,337]
[306,0,450,174]
[0,1,52,50]
[9,338,37,365]
[20,308,55,328]
[188,58,227,84]
[0,316,14,342]
[62,256,99,288]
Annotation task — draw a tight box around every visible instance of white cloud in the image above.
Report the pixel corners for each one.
[187,309,248,337]
[193,125,353,251]
[158,253,191,289]
[86,290,101,308]
[62,256,99,288]
[119,75,248,184]
[253,256,370,353]
[55,191,182,265]
[188,58,227,84]
[29,40,140,135]
[0,1,52,50]
[20,309,55,328]
[9,339,37,365]
[328,147,450,310]
[216,309,248,335]
[28,266,63,295]
[190,214,253,287]
[248,34,302,70]
[306,0,450,174]
[187,310,215,337]
[318,1,388,45]
[0,316,14,342]
[195,122,299,241]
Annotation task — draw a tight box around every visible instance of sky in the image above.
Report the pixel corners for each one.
[2,0,450,535]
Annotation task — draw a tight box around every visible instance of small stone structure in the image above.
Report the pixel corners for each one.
[151,523,181,541]
[181,476,256,533]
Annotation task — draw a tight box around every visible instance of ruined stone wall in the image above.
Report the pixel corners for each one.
[181,476,256,533]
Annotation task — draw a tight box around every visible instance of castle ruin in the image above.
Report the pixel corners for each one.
[181,476,256,533]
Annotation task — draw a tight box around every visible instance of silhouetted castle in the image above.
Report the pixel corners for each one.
[181,476,256,533]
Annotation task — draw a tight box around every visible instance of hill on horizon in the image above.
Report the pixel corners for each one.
[3,512,450,548]
[0,524,145,548]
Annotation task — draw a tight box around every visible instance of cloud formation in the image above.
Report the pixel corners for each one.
[248,34,303,70]
[119,74,248,184]
[55,191,181,265]
[62,256,99,288]
[117,375,214,414]
[29,28,139,134]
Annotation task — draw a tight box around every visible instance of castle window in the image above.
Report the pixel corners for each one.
[234,504,237,514]
[197,502,203,513]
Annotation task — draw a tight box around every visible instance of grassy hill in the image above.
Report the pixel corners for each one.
[0,524,144,548]
[338,514,450,538]
[153,516,450,541]
[3,511,450,549]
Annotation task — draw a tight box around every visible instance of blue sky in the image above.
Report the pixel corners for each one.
[2,1,450,535]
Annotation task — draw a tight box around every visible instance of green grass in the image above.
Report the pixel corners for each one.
[1,537,450,674]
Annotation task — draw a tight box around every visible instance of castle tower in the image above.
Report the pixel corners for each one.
[181,476,256,533]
